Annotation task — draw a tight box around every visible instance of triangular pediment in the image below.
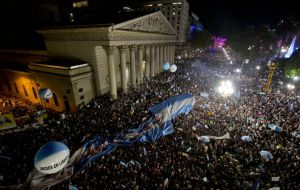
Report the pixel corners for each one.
[111,11,177,35]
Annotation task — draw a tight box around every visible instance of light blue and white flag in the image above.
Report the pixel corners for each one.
[260,150,273,160]
[268,124,283,133]
[241,136,252,142]
[141,94,195,142]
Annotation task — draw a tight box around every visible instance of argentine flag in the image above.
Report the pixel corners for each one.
[140,93,196,142]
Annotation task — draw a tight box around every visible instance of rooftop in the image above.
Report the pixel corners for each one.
[32,57,89,70]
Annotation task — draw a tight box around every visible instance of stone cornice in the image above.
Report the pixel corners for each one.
[112,11,177,35]
[37,27,110,41]
[38,27,176,43]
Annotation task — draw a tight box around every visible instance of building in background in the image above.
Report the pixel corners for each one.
[119,0,189,45]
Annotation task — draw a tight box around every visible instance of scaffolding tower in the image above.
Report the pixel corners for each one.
[264,63,278,94]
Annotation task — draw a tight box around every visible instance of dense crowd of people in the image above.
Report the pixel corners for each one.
[0,96,43,118]
[0,96,44,127]
[0,51,299,190]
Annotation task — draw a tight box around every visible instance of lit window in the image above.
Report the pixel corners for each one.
[32,87,38,99]
[70,12,74,22]
[14,83,19,94]
[123,6,132,11]
[53,93,59,106]
[157,3,162,6]
[22,85,28,96]
[146,4,153,7]
[177,2,182,4]
[72,1,88,8]
[173,12,175,16]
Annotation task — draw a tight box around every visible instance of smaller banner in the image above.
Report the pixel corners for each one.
[0,114,17,131]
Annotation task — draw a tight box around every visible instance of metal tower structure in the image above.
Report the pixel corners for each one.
[264,63,278,94]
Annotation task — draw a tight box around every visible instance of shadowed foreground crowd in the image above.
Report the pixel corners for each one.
[0,59,299,190]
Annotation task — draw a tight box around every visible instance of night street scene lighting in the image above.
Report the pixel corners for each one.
[217,80,235,97]
[0,0,300,189]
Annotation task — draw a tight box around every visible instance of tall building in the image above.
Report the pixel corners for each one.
[120,0,190,45]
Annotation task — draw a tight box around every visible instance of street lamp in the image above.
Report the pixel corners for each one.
[256,66,260,70]
[287,84,295,90]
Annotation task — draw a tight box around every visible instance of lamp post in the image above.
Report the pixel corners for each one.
[287,84,295,90]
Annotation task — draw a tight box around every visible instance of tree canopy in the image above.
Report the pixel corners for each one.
[228,25,277,59]
[189,30,212,50]
[284,51,300,78]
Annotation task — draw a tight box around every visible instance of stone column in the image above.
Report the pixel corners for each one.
[159,45,164,72]
[145,45,150,80]
[169,45,172,64]
[168,45,171,63]
[105,46,117,100]
[155,45,160,74]
[171,45,175,63]
[138,45,144,85]
[150,45,155,77]
[118,46,127,93]
[163,45,167,64]
[166,45,169,63]
[169,45,173,64]
[130,45,137,89]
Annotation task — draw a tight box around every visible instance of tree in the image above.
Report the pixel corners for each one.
[227,26,255,58]
[228,25,277,60]
[284,51,300,78]
[253,24,277,59]
[189,30,211,49]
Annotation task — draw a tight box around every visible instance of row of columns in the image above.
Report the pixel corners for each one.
[105,44,175,100]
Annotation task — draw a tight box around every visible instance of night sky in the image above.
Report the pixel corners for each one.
[0,0,299,49]
[189,0,300,35]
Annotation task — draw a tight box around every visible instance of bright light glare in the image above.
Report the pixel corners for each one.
[235,69,241,73]
[281,47,288,53]
[218,80,234,97]
[293,76,299,81]
[287,84,295,90]
[256,66,260,70]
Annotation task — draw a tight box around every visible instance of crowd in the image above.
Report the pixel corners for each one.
[0,96,43,118]
[0,96,44,127]
[0,52,300,190]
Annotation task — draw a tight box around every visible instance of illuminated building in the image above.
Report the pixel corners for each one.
[0,11,176,112]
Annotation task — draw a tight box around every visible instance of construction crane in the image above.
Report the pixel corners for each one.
[264,63,278,94]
